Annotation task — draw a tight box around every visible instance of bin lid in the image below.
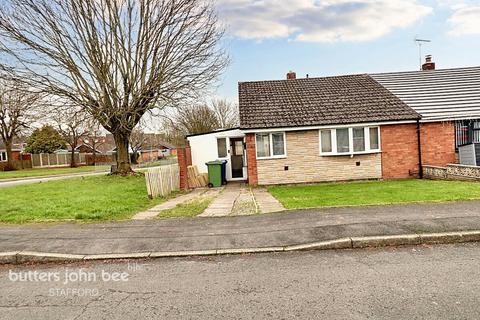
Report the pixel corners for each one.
[206,160,223,165]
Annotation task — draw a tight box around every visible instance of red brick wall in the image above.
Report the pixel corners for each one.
[420,122,457,166]
[245,133,258,186]
[177,147,192,190]
[381,124,420,179]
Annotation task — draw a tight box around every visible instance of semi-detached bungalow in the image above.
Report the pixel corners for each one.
[185,60,480,187]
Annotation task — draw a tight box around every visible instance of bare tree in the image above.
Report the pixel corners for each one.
[83,120,105,166]
[0,78,41,170]
[0,0,228,174]
[211,99,239,129]
[52,108,90,168]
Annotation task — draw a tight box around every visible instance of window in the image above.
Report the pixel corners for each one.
[369,127,380,150]
[353,128,365,152]
[320,126,380,155]
[217,138,227,158]
[0,151,6,162]
[256,132,286,158]
[320,130,332,153]
[256,133,270,158]
[336,128,349,153]
[272,133,285,156]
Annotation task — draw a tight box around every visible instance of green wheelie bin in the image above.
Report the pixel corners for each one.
[206,160,223,188]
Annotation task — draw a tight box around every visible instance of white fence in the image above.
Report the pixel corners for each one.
[145,164,180,199]
[31,153,87,168]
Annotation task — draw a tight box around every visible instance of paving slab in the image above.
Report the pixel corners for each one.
[253,188,285,213]
[200,184,242,217]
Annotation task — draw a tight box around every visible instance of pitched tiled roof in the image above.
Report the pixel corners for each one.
[239,74,420,129]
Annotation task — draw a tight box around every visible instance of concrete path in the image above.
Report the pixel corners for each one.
[0,171,108,188]
[3,201,480,256]
[253,188,285,213]
[199,183,258,217]
[132,188,209,220]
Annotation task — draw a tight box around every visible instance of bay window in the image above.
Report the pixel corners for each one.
[320,126,380,155]
[256,132,286,159]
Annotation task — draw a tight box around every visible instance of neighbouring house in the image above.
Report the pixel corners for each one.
[104,133,176,164]
[185,57,480,187]
[0,142,24,163]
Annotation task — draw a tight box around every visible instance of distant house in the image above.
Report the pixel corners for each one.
[0,142,24,162]
[187,57,480,186]
[103,133,176,163]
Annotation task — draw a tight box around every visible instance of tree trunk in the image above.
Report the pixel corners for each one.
[4,139,16,171]
[113,131,133,174]
[92,142,96,166]
[70,145,77,168]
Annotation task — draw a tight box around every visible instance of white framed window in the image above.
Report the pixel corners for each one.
[320,126,380,156]
[256,132,286,159]
[0,151,7,162]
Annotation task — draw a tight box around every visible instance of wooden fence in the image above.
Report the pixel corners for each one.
[31,153,86,168]
[145,164,180,198]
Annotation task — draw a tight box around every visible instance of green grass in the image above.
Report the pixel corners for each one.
[268,179,480,209]
[0,175,165,223]
[0,166,108,180]
[156,197,213,219]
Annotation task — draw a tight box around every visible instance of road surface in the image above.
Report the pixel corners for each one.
[1,243,479,319]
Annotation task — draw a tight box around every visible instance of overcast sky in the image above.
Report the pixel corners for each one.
[213,0,480,100]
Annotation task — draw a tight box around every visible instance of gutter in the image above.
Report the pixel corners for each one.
[417,120,424,179]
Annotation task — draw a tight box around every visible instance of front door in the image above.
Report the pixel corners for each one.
[230,138,244,179]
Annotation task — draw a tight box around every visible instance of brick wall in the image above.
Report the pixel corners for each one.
[177,147,192,190]
[420,122,457,166]
[381,124,420,179]
[245,133,258,186]
[255,130,382,185]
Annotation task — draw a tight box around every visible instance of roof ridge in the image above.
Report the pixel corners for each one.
[370,65,480,77]
[238,73,369,85]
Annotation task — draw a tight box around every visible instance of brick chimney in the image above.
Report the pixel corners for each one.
[422,55,435,71]
[286,71,296,80]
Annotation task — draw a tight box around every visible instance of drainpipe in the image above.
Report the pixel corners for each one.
[417,120,423,179]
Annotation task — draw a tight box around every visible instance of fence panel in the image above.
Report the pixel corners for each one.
[30,153,88,168]
[145,164,180,199]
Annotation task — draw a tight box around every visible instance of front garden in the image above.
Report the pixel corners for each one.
[0,175,164,223]
[268,179,480,209]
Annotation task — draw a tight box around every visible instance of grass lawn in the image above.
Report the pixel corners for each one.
[268,179,480,209]
[0,166,108,180]
[0,175,164,223]
[156,197,214,219]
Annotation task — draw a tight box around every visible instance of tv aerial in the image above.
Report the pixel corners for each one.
[415,38,431,70]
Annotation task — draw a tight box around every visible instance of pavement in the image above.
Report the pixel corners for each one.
[3,200,480,263]
[0,171,108,188]
[2,243,480,319]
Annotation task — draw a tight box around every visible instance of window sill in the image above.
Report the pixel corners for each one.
[320,150,381,157]
[257,155,287,160]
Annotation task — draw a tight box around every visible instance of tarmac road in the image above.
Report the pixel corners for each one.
[1,242,480,319]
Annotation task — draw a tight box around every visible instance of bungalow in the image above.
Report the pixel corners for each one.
[185,57,480,186]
